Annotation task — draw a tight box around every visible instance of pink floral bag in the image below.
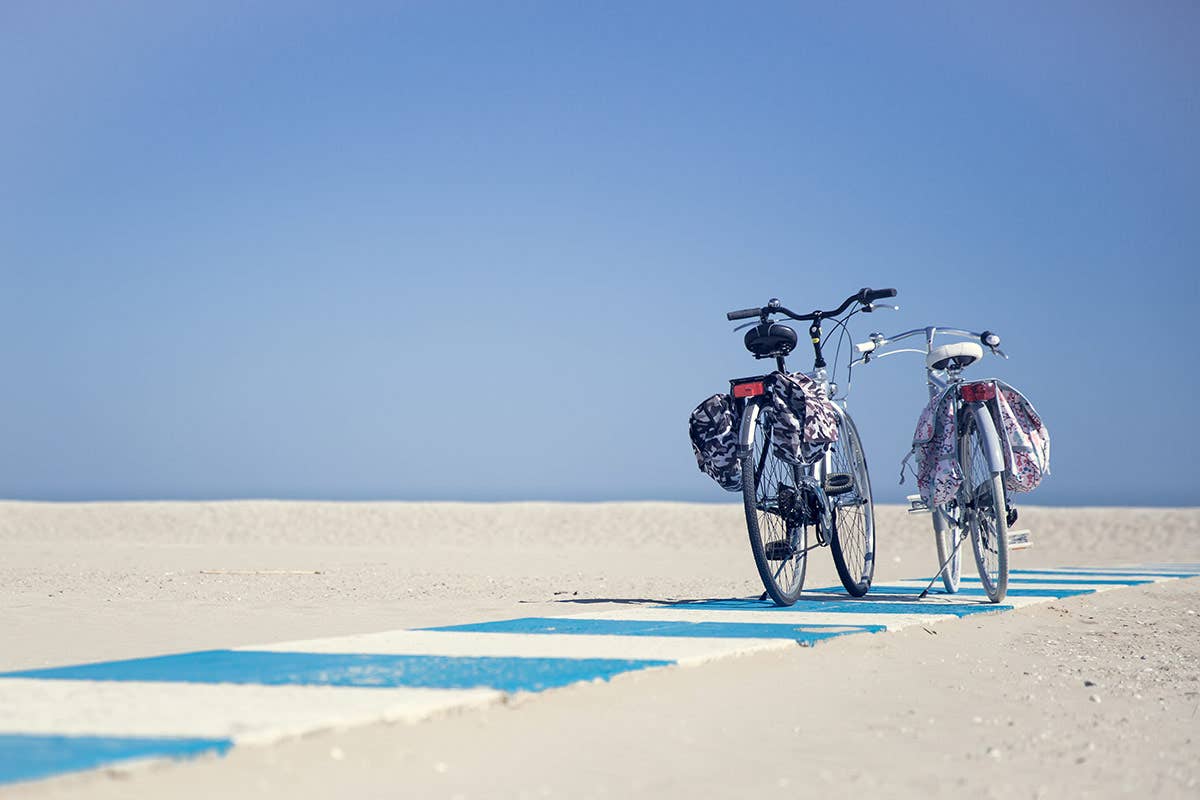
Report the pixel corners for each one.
[905,381,1049,506]
[906,388,961,507]
[991,382,1050,494]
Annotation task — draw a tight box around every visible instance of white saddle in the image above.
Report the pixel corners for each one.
[927,341,983,371]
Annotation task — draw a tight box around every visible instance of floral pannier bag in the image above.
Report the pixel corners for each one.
[905,380,1049,506]
[991,381,1051,494]
[906,387,961,507]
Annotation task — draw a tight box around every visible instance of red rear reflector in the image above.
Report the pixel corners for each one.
[960,381,996,402]
[732,381,765,398]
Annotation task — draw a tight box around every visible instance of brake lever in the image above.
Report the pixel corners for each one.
[990,347,1009,360]
[733,321,760,332]
[864,303,900,313]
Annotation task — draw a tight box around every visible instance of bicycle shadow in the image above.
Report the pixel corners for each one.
[547,597,734,607]
[551,590,992,607]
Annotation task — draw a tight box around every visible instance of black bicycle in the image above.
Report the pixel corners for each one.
[724,288,896,605]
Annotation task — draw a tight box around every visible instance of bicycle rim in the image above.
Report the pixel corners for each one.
[827,411,875,597]
[960,414,1009,602]
[742,410,809,606]
[932,505,962,593]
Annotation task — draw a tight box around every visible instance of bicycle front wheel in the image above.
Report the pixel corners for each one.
[741,406,809,606]
[959,412,1009,602]
[932,505,963,593]
[826,410,875,597]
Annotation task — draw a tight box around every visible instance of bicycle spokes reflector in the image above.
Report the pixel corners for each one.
[732,380,765,398]
[960,381,996,402]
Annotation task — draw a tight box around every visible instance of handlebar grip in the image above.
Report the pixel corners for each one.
[861,287,898,303]
[726,308,762,321]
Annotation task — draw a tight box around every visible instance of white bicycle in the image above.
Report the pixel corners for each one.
[852,326,1022,603]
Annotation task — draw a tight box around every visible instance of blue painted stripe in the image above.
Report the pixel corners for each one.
[425,617,886,642]
[0,734,230,786]
[1062,563,1200,572]
[0,651,671,694]
[812,586,1096,599]
[958,576,1153,586]
[1011,569,1199,579]
[667,599,1012,616]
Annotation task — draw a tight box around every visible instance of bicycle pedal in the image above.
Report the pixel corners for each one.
[764,541,794,561]
[823,473,854,496]
[1008,529,1032,551]
[906,493,929,514]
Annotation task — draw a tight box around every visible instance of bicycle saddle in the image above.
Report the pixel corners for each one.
[927,341,983,371]
[744,322,798,358]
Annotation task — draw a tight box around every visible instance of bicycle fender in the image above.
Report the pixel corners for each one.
[737,401,761,457]
[969,402,1006,474]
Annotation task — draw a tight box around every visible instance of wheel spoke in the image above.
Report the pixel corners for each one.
[827,413,875,596]
[744,410,808,604]
[960,413,1009,602]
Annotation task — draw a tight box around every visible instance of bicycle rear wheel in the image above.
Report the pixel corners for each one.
[959,412,1009,602]
[826,410,875,597]
[932,505,963,593]
[741,407,809,606]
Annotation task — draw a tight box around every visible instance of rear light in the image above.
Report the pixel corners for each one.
[960,381,996,402]
[732,381,765,398]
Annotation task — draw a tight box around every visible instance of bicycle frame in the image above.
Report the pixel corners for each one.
[733,330,855,546]
[854,326,1006,474]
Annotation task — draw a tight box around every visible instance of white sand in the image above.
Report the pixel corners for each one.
[2,501,1198,798]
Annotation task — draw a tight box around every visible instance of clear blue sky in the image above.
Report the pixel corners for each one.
[2,2,1196,505]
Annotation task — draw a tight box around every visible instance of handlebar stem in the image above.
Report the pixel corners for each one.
[808,319,826,369]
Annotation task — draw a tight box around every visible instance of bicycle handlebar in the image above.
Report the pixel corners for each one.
[861,287,897,303]
[725,287,898,322]
[853,326,1005,362]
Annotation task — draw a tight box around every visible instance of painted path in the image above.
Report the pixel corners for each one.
[1,563,1196,787]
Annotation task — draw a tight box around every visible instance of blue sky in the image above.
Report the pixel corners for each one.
[1,2,1196,505]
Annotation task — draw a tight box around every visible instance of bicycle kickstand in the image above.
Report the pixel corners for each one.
[917,531,969,599]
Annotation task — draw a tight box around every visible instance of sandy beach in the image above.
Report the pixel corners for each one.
[2,501,1198,798]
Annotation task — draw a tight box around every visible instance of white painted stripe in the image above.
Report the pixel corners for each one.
[858,589,1051,609]
[0,679,500,744]
[242,629,792,665]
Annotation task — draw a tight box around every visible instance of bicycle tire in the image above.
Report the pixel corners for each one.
[741,405,809,606]
[959,412,1009,603]
[826,410,875,597]
[932,505,963,593]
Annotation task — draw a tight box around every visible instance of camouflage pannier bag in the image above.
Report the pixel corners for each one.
[689,393,742,492]
[763,371,840,465]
